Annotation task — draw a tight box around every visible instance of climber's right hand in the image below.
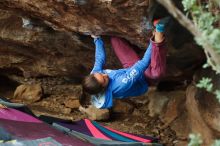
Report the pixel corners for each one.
[91,35,100,39]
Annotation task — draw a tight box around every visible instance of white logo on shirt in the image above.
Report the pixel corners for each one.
[130,69,137,76]
[121,69,138,84]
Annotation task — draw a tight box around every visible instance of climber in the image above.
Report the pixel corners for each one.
[80,17,170,109]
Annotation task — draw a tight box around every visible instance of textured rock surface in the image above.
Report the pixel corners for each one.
[0,0,155,46]
[64,98,80,109]
[0,10,94,78]
[13,84,43,103]
[79,105,110,120]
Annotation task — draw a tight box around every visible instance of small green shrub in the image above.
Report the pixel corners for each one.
[182,0,220,145]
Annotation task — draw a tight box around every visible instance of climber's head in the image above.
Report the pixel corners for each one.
[82,73,109,95]
[80,73,109,107]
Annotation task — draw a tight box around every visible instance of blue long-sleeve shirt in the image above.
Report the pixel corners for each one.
[91,37,151,109]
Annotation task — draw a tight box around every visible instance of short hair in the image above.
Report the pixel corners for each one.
[82,74,104,95]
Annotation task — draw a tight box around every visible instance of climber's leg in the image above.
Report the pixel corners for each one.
[111,37,140,68]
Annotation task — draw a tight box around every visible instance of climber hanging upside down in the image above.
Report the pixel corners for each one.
[80,17,170,109]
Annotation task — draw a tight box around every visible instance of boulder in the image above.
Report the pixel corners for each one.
[79,105,109,121]
[13,84,43,103]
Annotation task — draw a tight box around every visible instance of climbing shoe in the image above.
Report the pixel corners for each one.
[153,16,171,33]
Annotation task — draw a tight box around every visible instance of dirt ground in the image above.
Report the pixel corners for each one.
[0,76,184,146]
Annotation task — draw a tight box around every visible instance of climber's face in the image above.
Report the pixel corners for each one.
[94,73,109,87]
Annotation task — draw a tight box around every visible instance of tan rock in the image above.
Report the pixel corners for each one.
[62,107,72,114]
[0,104,7,108]
[79,105,109,121]
[13,84,43,103]
[64,98,80,109]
